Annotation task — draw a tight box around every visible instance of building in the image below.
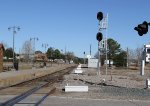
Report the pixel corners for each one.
[0,44,5,72]
[144,44,150,63]
[88,58,98,68]
[35,53,47,61]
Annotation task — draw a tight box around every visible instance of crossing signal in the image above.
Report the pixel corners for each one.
[96,32,103,42]
[134,21,149,36]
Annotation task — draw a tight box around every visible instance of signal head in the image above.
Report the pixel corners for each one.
[96,32,103,42]
[97,12,103,21]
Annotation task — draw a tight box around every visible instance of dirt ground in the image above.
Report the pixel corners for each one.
[3,62,66,71]
[51,66,150,100]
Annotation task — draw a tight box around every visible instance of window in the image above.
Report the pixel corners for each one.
[147,49,150,53]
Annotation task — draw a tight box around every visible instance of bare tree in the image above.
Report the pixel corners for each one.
[66,52,75,63]
[1,41,8,49]
[128,48,135,63]
[135,47,143,66]
[21,40,33,61]
[128,46,143,67]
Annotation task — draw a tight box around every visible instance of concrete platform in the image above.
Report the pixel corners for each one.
[0,64,75,88]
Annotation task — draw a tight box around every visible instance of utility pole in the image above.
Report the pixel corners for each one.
[127,47,129,69]
[65,46,67,63]
[30,37,38,65]
[42,43,48,67]
[90,44,91,56]
[42,43,48,62]
[8,26,20,69]
[42,43,48,53]
[30,37,38,55]
[84,51,85,64]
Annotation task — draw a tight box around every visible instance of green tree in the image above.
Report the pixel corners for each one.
[4,48,14,59]
[107,38,121,66]
[46,47,54,59]
[53,49,61,59]
[113,50,127,67]
[73,57,84,64]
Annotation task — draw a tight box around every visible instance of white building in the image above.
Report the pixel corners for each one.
[104,60,113,65]
[144,44,150,63]
[88,58,99,68]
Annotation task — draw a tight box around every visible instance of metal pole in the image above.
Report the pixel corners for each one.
[97,20,101,76]
[98,41,101,75]
[90,44,91,56]
[34,38,35,54]
[105,38,108,75]
[42,43,48,61]
[33,38,35,66]
[50,51,52,66]
[65,46,66,63]
[42,43,46,53]
[105,13,108,75]
[141,60,145,75]
[84,52,85,64]
[13,30,15,69]
[30,37,38,66]
[127,47,129,69]
[45,46,46,53]
[8,26,20,69]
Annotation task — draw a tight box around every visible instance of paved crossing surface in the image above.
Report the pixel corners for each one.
[41,96,150,106]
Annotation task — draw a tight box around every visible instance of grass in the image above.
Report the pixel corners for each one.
[19,65,32,70]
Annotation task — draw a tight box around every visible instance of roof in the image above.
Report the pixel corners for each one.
[0,44,5,51]
[144,44,150,48]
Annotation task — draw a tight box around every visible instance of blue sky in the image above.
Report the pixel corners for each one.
[0,0,150,58]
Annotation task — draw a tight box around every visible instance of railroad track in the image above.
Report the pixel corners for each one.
[0,66,75,106]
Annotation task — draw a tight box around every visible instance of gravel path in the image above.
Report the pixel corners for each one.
[52,67,150,101]
[98,85,150,100]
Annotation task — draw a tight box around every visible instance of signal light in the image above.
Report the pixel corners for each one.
[96,32,103,42]
[97,12,103,21]
[134,21,149,36]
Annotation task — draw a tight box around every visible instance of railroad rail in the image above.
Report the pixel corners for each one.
[0,66,75,106]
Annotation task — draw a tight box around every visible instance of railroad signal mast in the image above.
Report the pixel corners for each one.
[96,12,103,75]
[96,12,108,75]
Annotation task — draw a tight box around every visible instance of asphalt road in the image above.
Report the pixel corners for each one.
[40,96,150,106]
